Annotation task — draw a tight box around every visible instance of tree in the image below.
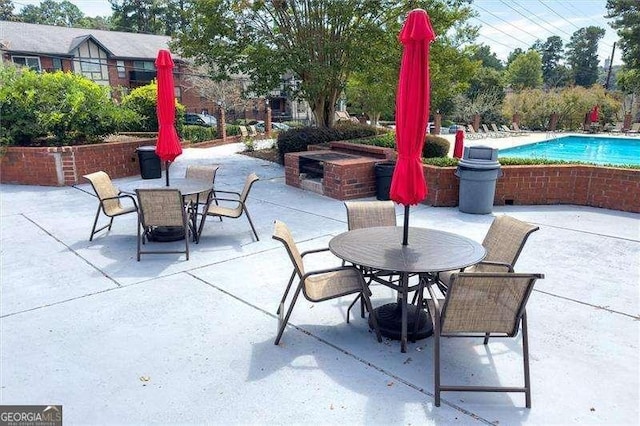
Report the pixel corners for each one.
[18,0,84,27]
[109,0,191,35]
[0,0,14,20]
[172,0,476,127]
[607,0,640,93]
[507,48,525,66]
[181,64,249,116]
[505,50,543,90]
[469,44,503,70]
[534,36,568,88]
[566,26,606,87]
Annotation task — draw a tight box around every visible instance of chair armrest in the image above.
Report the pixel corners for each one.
[301,265,362,281]
[210,189,241,198]
[300,247,330,258]
[476,260,514,272]
[102,193,138,209]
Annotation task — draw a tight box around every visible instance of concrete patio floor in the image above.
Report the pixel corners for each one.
[1,139,638,424]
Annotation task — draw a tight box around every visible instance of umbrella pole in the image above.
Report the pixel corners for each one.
[402,205,410,246]
[165,161,170,186]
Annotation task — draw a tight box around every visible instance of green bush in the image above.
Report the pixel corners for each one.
[351,132,395,148]
[120,82,185,132]
[181,125,217,143]
[423,135,450,158]
[226,124,240,136]
[0,66,137,146]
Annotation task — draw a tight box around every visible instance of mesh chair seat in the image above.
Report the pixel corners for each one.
[135,188,189,261]
[83,171,138,241]
[438,215,539,289]
[198,173,260,241]
[304,268,365,302]
[427,271,544,408]
[272,220,382,345]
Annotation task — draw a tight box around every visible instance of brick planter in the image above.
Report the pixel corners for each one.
[0,135,240,186]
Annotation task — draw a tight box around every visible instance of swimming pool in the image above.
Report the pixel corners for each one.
[498,135,640,166]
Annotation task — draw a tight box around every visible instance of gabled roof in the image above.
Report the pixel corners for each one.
[0,21,176,60]
[68,34,113,56]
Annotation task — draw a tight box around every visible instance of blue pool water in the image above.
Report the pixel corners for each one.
[498,135,639,166]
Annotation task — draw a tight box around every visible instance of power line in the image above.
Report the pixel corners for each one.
[474,2,545,43]
[500,0,574,40]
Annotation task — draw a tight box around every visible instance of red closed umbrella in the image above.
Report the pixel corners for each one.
[453,128,464,159]
[154,49,182,186]
[590,105,599,123]
[389,9,435,245]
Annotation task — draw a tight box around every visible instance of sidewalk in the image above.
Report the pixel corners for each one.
[1,143,638,424]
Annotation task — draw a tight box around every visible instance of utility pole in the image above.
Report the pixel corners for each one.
[605,42,616,90]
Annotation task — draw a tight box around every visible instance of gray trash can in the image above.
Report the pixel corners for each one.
[455,146,502,214]
[375,162,395,201]
[136,146,162,179]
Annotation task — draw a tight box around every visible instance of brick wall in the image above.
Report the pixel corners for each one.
[422,164,639,213]
[286,146,639,213]
[1,138,158,186]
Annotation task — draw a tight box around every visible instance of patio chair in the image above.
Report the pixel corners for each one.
[437,215,539,292]
[628,122,640,135]
[239,125,249,139]
[83,171,138,241]
[184,164,220,214]
[197,172,260,241]
[248,125,258,137]
[344,200,397,318]
[426,271,544,407]
[135,188,190,261]
[272,220,382,345]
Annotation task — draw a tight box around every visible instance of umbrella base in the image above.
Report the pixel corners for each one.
[369,302,433,341]
[148,226,185,242]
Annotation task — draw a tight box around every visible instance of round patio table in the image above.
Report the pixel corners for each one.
[119,178,213,242]
[329,226,485,352]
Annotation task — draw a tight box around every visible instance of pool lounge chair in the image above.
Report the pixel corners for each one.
[491,123,509,137]
[512,122,529,135]
[466,124,485,139]
[628,122,640,136]
[500,124,520,135]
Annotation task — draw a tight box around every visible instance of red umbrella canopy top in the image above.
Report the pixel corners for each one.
[389,9,436,206]
[154,49,182,163]
[590,105,599,122]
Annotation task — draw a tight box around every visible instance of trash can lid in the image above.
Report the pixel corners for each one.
[137,145,157,151]
[457,158,501,169]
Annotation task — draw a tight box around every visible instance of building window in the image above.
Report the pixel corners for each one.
[52,58,63,71]
[11,56,41,71]
[81,58,102,73]
[133,61,155,72]
[117,60,126,78]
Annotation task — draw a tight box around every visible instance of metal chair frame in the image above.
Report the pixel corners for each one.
[83,171,138,241]
[135,188,190,261]
[272,220,382,345]
[197,173,259,241]
[426,272,544,408]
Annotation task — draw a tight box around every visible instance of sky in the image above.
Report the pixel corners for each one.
[13,0,623,66]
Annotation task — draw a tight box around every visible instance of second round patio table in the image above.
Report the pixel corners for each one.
[119,177,213,243]
[329,226,486,352]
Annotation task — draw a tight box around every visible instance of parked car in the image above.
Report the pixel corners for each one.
[185,113,217,127]
[253,121,291,132]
